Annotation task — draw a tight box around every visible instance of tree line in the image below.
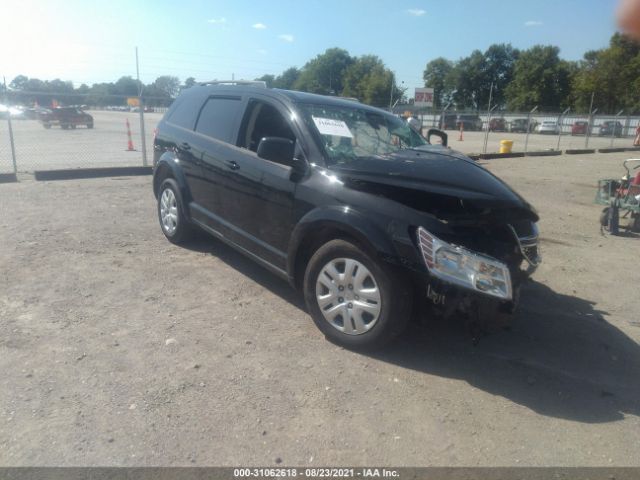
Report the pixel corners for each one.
[3,32,638,114]
[423,33,640,114]
[2,75,190,108]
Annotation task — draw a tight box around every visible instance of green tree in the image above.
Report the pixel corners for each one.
[183,77,197,89]
[113,76,141,97]
[273,67,300,89]
[294,48,353,94]
[572,33,640,113]
[255,74,275,87]
[342,55,398,107]
[152,76,180,98]
[423,57,454,109]
[483,43,519,107]
[505,46,573,111]
[9,75,29,91]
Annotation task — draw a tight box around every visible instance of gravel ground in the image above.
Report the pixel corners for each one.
[0,152,639,466]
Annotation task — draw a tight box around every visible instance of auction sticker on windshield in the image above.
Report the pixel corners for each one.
[312,117,353,138]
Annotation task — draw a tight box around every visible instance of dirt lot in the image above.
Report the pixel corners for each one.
[1,152,639,466]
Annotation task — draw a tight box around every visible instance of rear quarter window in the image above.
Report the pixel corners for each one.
[195,96,243,143]
[166,94,204,130]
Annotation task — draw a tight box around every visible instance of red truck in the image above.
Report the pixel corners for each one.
[39,107,94,129]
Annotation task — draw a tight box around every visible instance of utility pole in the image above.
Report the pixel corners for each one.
[388,74,395,111]
[136,47,148,167]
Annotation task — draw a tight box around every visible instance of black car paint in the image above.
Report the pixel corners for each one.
[153,85,538,312]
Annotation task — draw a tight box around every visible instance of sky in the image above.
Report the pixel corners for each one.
[0,0,620,96]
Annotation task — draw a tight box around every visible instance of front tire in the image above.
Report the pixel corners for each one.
[157,178,194,244]
[303,239,411,349]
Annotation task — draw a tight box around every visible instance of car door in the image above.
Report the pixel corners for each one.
[220,97,303,269]
[190,95,245,234]
[160,91,210,211]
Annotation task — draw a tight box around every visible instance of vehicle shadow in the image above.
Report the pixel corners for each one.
[180,235,639,424]
[369,280,640,424]
[181,233,306,311]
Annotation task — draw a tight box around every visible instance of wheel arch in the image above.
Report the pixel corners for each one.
[287,206,397,289]
[153,154,192,206]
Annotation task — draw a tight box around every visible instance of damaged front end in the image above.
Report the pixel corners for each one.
[414,216,540,335]
[329,149,541,335]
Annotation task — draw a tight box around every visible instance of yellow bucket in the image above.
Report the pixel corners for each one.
[499,139,514,154]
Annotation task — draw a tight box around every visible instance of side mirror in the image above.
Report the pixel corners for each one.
[426,128,448,147]
[257,137,295,166]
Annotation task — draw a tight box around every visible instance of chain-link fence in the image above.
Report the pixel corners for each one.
[4,94,640,176]
[403,109,640,154]
[1,92,170,174]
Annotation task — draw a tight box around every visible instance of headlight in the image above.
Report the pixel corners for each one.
[417,227,512,300]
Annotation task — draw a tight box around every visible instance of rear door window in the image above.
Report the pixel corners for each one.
[195,96,243,143]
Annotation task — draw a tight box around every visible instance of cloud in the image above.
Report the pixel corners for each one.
[257,49,268,55]
[252,23,267,29]
[407,9,426,16]
[524,20,543,27]
[278,34,294,42]
[207,17,227,24]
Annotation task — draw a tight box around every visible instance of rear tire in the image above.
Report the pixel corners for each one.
[157,178,194,244]
[303,239,411,349]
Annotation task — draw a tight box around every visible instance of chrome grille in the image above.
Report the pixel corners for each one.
[508,223,541,268]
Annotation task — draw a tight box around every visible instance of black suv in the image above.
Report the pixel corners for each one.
[153,81,541,349]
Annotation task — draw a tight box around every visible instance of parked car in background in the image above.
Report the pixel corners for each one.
[508,118,537,133]
[0,104,26,119]
[536,120,560,135]
[456,114,483,131]
[39,106,94,129]
[440,113,458,130]
[571,120,589,135]
[488,117,507,132]
[599,121,624,137]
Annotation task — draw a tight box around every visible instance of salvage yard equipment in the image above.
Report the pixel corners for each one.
[596,158,640,234]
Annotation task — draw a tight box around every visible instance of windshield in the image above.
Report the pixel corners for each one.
[299,103,427,165]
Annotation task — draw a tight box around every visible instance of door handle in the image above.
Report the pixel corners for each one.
[226,160,240,170]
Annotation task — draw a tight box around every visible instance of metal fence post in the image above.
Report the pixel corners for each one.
[557,107,570,151]
[524,105,538,154]
[585,108,597,149]
[135,47,148,167]
[3,77,18,175]
[610,110,624,147]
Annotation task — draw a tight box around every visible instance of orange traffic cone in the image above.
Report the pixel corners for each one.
[458,123,464,141]
[126,119,136,151]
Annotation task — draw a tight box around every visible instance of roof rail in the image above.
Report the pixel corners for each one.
[200,80,267,88]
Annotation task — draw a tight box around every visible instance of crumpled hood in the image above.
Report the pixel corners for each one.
[327,146,538,221]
